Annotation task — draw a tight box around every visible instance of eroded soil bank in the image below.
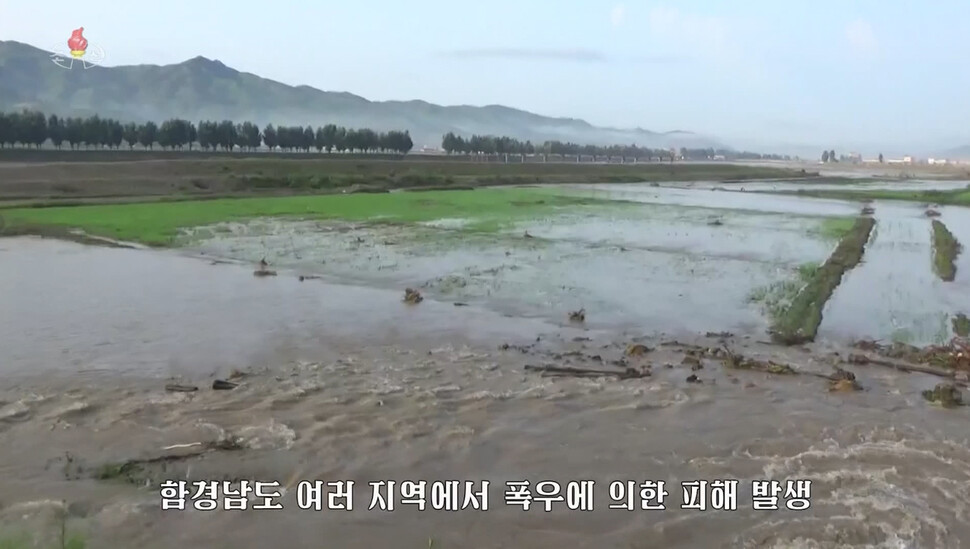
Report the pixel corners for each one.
[3,237,970,549]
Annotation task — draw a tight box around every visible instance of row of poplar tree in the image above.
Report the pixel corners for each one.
[0,110,414,153]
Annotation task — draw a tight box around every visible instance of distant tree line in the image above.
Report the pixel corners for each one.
[0,109,414,154]
[678,147,792,161]
[442,132,673,160]
[442,132,791,161]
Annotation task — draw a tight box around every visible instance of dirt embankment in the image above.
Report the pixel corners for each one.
[770,216,876,345]
[931,219,962,281]
[0,155,809,205]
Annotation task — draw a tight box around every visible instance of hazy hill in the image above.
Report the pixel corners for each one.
[0,40,723,150]
[942,145,970,160]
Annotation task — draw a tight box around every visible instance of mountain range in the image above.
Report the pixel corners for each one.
[0,40,723,151]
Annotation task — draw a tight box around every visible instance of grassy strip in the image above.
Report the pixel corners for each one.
[817,217,856,240]
[0,187,628,246]
[932,219,962,281]
[760,187,970,207]
[0,506,86,549]
[0,535,85,549]
[953,314,970,337]
[770,216,876,345]
[748,262,820,321]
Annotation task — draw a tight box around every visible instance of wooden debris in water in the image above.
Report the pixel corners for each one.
[851,337,970,372]
[164,384,198,393]
[253,269,277,277]
[625,343,652,357]
[403,288,424,304]
[861,206,875,215]
[925,209,942,218]
[722,349,797,375]
[681,354,702,368]
[852,339,882,351]
[686,374,701,383]
[524,364,649,380]
[829,379,862,392]
[568,308,586,323]
[212,379,238,391]
[827,367,862,391]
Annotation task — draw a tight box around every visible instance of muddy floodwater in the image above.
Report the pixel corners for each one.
[3,183,970,549]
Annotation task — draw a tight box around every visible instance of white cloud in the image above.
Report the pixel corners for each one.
[845,20,878,58]
[611,4,626,27]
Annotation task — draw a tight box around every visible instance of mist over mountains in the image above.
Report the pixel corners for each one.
[0,40,724,151]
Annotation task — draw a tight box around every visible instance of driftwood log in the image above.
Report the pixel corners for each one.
[524,364,648,380]
[846,353,968,387]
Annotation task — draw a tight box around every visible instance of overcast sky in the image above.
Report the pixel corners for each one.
[2,0,969,154]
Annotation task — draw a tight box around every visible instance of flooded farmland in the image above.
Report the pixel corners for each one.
[179,183,970,346]
[4,181,970,549]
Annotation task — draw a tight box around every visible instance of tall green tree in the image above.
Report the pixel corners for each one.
[197,121,216,150]
[216,120,237,151]
[314,127,326,152]
[187,122,197,150]
[122,122,138,150]
[47,114,64,149]
[262,124,277,150]
[0,112,10,148]
[334,127,347,152]
[20,110,48,148]
[108,119,124,149]
[302,126,314,152]
[235,121,260,151]
[320,124,337,152]
[64,117,83,149]
[138,121,158,149]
